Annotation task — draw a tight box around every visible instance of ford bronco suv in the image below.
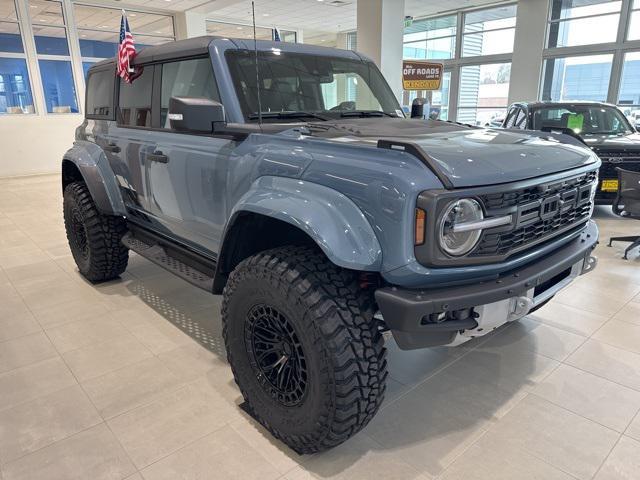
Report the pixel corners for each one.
[502,101,640,204]
[62,36,600,453]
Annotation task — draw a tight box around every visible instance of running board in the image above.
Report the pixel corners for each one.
[121,232,214,292]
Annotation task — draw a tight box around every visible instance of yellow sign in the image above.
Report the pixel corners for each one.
[601,179,619,192]
[402,61,443,91]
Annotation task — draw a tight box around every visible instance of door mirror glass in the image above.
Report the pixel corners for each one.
[168,96,225,133]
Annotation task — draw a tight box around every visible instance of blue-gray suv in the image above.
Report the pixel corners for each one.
[62,36,600,453]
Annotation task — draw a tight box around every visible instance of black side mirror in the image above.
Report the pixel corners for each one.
[168,96,225,133]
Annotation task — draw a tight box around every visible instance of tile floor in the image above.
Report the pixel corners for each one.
[1,173,640,480]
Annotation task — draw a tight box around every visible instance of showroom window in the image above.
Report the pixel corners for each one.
[403,15,456,60]
[457,63,511,126]
[29,0,77,113]
[73,4,175,77]
[462,5,517,57]
[617,51,640,122]
[0,0,34,114]
[541,54,614,102]
[206,20,296,42]
[402,71,451,120]
[547,0,622,48]
[629,0,640,40]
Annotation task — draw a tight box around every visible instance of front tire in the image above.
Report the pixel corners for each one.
[222,246,387,454]
[63,181,129,283]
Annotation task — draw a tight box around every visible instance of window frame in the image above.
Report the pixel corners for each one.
[540,0,640,106]
[546,0,623,49]
[158,55,222,132]
[28,0,80,115]
[115,55,226,136]
[84,63,116,121]
[0,0,36,115]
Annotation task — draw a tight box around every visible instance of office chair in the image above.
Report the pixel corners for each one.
[608,167,640,259]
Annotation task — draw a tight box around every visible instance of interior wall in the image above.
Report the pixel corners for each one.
[0,115,81,177]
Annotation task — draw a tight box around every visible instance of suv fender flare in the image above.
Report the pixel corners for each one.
[227,176,382,271]
[62,141,126,216]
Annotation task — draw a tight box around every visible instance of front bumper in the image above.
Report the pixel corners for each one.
[375,221,598,350]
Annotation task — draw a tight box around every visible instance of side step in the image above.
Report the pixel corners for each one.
[122,232,214,292]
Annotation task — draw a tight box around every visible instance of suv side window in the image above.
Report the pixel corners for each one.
[160,57,220,129]
[118,66,154,127]
[86,68,115,119]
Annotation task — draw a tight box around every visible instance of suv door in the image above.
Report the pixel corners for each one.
[144,57,231,256]
[109,65,157,223]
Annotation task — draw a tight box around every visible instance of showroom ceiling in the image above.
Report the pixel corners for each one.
[195,0,510,32]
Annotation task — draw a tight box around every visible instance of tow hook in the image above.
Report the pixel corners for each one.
[581,255,597,275]
[508,296,534,321]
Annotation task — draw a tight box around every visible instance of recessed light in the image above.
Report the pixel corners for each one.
[130,13,136,17]
[236,26,243,29]
[263,13,269,16]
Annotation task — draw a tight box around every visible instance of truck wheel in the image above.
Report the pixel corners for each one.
[222,246,387,454]
[63,181,129,283]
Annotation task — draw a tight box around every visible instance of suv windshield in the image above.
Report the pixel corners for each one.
[226,49,402,122]
[532,105,633,136]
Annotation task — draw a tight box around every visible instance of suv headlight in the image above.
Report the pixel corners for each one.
[438,198,483,256]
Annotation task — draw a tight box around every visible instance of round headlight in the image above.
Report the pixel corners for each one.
[438,199,483,256]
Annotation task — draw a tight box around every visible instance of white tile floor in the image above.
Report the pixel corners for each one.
[1,173,640,480]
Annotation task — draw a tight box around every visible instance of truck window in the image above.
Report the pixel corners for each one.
[118,67,153,127]
[85,68,114,119]
[160,58,221,129]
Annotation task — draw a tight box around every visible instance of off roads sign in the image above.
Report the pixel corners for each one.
[402,61,443,91]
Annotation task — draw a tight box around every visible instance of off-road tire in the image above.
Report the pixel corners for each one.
[63,181,129,283]
[222,246,387,454]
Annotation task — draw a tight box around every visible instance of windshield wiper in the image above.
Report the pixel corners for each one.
[248,111,329,121]
[339,110,396,118]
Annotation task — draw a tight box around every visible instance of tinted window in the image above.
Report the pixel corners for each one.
[85,68,114,118]
[118,66,153,127]
[532,105,633,135]
[160,57,219,129]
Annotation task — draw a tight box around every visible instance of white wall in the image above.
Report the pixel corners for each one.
[0,115,81,177]
[509,0,551,103]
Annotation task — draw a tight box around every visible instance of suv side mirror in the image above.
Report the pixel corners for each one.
[168,96,225,133]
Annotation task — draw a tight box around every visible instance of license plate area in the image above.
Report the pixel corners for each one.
[601,179,619,192]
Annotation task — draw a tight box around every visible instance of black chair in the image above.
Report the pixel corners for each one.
[608,168,640,259]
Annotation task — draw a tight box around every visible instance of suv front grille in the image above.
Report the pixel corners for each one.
[472,170,597,257]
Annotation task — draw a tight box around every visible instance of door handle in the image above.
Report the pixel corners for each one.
[146,151,169,163]
[103,143,121,153]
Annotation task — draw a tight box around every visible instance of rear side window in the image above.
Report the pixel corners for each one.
[160,57,220,129]
[85,69,115,119]
[118,67,153,127]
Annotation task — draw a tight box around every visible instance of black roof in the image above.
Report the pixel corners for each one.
[88,35,362,75]
[89,36,215,71]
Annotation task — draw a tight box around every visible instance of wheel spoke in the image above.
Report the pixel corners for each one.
[246,303,307,406]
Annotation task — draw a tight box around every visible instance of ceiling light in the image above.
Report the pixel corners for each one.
[236,26,243,29]
[263,13,269,16]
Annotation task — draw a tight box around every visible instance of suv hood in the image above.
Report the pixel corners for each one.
[305,118,598,188]
[581,132,640,152]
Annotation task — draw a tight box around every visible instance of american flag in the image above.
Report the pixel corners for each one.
[116,11,137,83]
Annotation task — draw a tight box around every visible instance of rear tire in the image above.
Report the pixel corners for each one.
[222,246,387,454]
[63,181,129,283]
